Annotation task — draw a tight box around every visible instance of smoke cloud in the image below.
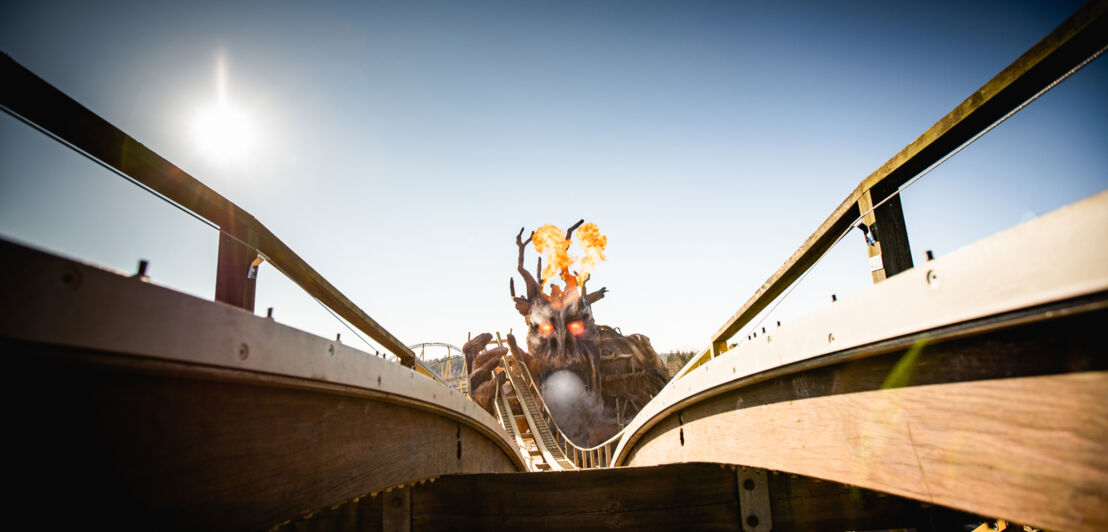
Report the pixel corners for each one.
[541,370,602,446]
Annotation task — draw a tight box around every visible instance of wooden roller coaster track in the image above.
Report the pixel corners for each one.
[0,1,1106,530]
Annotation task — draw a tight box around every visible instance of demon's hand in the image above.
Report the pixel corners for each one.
[463,333,508,413]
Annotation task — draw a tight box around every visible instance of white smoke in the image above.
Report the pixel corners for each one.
[541,370,602,446]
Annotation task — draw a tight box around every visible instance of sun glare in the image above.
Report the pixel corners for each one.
[192,102,254,164]
[191,53,257,165]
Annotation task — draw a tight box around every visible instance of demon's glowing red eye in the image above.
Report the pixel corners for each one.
[567,321,586,336]
[539,323,554,334]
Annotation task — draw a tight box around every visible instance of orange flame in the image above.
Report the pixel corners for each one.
[531,222,608,292]
[533,224,574,286]
[576,222,607,285]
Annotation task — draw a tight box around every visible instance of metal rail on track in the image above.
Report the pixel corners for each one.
[501,358,576,471]
[492,356,627,469]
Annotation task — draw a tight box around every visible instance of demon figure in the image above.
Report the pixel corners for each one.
[464,221,668,447]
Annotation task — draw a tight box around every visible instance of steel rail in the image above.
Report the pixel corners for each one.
[511,357,627,468]
[500,358,576,470]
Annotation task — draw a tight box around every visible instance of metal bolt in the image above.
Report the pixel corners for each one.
[61,266,82,290]
[391,496,402,508]
[743,478,756,491]
[336,333,341,342]
[747,514,760,527]
[828,333,835,343]
[926,270,940,289]
[925,249,935,261]
[133,259,149,280]
[237,343,249,361]
[266,307,274,319]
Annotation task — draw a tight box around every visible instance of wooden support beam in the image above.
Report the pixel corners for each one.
[214,231,257,311]
[857,186,914,283]
[275,463,991,531]
[381,486,411,532]
[856,189,887,283]
[869,181,914,279]
[710,1,1108,346]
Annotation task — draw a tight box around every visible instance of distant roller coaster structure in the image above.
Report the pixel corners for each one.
[407,342,464,360]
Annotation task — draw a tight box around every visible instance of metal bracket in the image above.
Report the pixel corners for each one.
[738,467,772,532]
[246,255,265,279]
[856,222,878,246]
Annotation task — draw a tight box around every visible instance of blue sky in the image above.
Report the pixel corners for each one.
[1,1,1105,357]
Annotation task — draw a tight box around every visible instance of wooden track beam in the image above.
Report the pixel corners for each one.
[0,54,418,367]
[215,230,258,310]
[710,1,1108,352]
[624,372,1108,532]
[274,463,989,532]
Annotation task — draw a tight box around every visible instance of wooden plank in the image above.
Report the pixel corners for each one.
[381,486,411,532]
[624,372,1108,532]
[281,462,993,531]
[625,190,1108,463]
[766,471,986,531]
[411,463,741,531]
[0,53,418,367]
[215,230,258,310]
[661,302,1108,432]
[1,340,519,530]
[870,181,914,278]
[710,1,1108,349]
[857,189,887,283]
[0,237,519,460]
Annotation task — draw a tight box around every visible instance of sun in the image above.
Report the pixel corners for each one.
[191,54,256,165]
[191,101,254,164]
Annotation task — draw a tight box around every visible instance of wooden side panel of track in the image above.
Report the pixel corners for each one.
[0,238,524,530]
[618,190,1108,531]
[2,342,518,530]
[625,372,1108,531]
[274,462,986,532]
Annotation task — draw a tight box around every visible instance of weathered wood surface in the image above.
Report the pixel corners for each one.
[868,181,914,278]
[215,229,259,310]
[0,238,525,529]
[665,302,1107,428]
[766,470,984,531]
[2,340,519,530]
[0,237,510,447]
[625,372,1108,532]
[710,1,1108,351]
[0,53,419,367]
[625,189,1108,465]
[275,462,988,531]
